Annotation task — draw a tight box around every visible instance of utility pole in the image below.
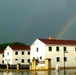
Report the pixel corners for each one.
[63,50,68,75]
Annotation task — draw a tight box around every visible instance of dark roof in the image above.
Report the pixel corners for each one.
[39,38,76,45]
[0,50,4,53]
[9,46,30,50]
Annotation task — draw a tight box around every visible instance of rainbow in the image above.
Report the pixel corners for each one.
[57,14,76,39]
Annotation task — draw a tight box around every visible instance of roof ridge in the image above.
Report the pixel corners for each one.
[39,38,76,41]
[38,38,76,45]
[9,45,30,50]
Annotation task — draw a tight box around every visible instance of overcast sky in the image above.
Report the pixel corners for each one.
[0,0,76,45]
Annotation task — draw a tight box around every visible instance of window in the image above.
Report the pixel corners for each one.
[56,47,59,51]
[49,47,52,51]
[33,57,35,59]
[27,59,30,63]
[36,48,38,52]
[40,56,42,60]
[64,57,67,62]
[64,47,66,52]
[75,47,76,51]
[15,51,18,55]
[22,51,24,55]
[2,54,4,57]
[21,59,24,63]
[56,57,60,62]
[28,51,30,55]
[7,52,9,55]
[2,60,4,64]
[15,59,18,61]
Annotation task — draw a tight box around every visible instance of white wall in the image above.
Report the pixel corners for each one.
[12,50,30,64]
[31,39,76,68]
[45,44,76,68]
[4,46,30,65]
[66,45,76,67]
[4,46,13,64]
[30,39,45,61]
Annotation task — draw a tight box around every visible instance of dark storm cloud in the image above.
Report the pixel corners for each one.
[0,0,76,45]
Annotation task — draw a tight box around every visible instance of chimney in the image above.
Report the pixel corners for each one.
[49,37,54,40]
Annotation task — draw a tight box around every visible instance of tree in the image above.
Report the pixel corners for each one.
[0,42,27,50]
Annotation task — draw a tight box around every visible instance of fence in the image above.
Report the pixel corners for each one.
[0,64,29,70]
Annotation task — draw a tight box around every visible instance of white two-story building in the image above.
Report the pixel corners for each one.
[4,45,30,65]
[31,38,76,68]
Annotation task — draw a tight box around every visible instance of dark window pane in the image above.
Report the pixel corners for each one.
[21,59,24,63]
[28,51,30,55]
[56,47,59,51]
[15,59,18,61]
[49,47,52,51]
[56,57,60,62]
[36,48,38,52]
[64,47,66,51]
[15,51,18,55]
[64,57,67,62]
[28,59,30,63]
[2,60,4,64]
[7,52,9,55]
[75,47,76,51]
[22,51,24,55]
[2,54,4,57]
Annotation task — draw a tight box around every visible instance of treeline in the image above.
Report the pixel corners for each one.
[0,42,26,50]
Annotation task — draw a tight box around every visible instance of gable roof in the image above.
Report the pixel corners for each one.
[0,50,4,53]
[39,38,76,45]
[9,46,30,50]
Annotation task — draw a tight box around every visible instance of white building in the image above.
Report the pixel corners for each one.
[31,38,76,68]
[0,50,4,64]
[4,45,30,65]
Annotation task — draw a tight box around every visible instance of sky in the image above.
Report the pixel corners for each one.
[0,0,76,45]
